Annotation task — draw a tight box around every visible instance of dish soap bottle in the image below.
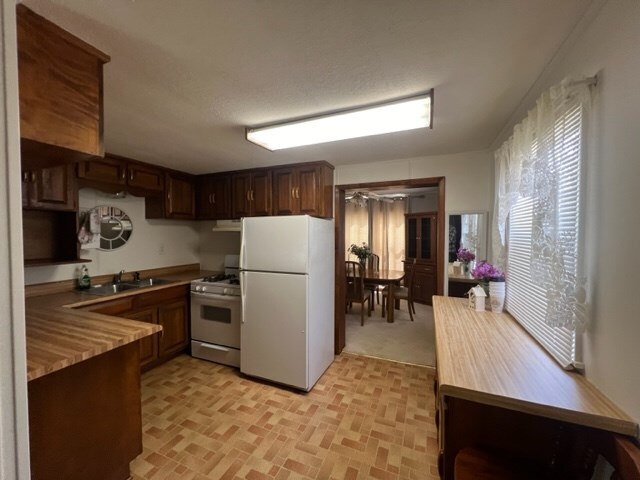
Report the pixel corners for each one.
[78,265,91,290]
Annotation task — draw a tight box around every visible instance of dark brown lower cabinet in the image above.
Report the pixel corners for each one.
[405,262,437,305]
[28,342,142,480]
[82,285,190,371]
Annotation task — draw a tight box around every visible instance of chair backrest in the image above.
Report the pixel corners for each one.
[404,259,418,294]
[368,253,380,272]
[592,431,640,480]
[345,261,365,301]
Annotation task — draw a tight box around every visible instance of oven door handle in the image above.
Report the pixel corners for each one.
[191,291,240,302]
[200,343,231,352]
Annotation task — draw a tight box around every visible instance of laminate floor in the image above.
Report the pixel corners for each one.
[130,354,439,480]
[343,302,436,367]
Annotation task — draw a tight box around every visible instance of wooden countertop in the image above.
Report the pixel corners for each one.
[25,268,214,381]
[433,296,638,438]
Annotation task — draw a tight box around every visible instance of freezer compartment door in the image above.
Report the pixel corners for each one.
[241,271,308,389]
[241,216,309,273]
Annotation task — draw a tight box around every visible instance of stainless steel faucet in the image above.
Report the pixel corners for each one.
[114,269,126,284]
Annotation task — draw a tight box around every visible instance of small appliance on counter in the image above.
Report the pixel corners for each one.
[190,254,241,367]
[240,215,335,392]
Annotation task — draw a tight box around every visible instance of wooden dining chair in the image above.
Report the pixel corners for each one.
[345,260,372,326]
[364,253,381,309]
[382,259,416,322]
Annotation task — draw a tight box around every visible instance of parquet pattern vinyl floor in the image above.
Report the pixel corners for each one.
[130,353,439,480]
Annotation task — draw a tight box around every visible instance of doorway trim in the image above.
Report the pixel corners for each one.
[334,176,445,354]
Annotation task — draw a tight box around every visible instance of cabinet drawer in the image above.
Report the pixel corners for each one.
[85,297,135,316]
[134,285,187,309]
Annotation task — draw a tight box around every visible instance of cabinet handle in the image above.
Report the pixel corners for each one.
[250,190,255,201]
[291,188,296,198]
[122,170,126,180]
[129,170,134,181]
[22,171,29,182]
[30,172,36,182]
[296,187,300,199]
[208,193,212,204]
[246,190,250,202]
[212,193,216,204]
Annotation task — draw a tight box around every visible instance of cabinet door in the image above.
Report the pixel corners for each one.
[77,157,127,186]
[197,174,231,219]
[420,214,437,264]
[165,173,195,219]
[413,268,436,305]
[26,164,76,211]
[125,308,159,369]
[127,163,163,192]
[251,171,272,216]
[158,299,189,357]
[17,5,108,166]
[231,173,252,218]
[272,168,297,216]
[406,216,418,260]
[298,165,321,215]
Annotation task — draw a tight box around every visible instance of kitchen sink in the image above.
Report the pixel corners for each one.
[84,283,140,296]
[83,278,172,296]
[122,278,172,288]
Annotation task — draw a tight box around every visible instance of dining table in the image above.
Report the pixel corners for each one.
[362,268,406,323]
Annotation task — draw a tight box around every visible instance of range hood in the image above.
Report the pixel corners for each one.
[211,219,242,232]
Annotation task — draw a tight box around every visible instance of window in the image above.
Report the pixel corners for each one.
[495,79,591,369]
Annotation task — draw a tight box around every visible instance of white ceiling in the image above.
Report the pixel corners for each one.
[23,0,591,174]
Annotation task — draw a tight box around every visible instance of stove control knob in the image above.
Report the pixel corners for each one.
[195,285,201,292]
[223,288,230,295]
[201,286,207,292]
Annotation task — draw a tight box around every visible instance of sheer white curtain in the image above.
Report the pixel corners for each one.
[371,199,406,271]
[345,201,369,260]
[492,77,592,367]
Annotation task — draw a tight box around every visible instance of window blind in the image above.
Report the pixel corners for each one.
[505,101,583,369]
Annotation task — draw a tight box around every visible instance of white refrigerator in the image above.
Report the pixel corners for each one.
[240,215,335,391]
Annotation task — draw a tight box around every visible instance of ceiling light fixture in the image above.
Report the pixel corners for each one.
[246,90,433,151]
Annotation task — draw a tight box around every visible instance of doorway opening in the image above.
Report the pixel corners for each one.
[334,177,445,363]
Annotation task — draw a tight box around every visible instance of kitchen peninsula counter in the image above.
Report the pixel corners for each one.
[24,266,215,480]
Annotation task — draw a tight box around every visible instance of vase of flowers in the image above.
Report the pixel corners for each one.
[471,261,506,312]
[456,247,476,274]
[348,242,372,267]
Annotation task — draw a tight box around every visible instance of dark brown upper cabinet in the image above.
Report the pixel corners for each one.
[231,170,272,218]
[272,162,334,218]
[77,154,164,194]
[196,174,231,220]
[22,164,76,211]
[145,171,196,220]
[17,5,110,171]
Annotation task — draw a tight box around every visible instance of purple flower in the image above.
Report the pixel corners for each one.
[471,261,505,281]
[456,247,476,263]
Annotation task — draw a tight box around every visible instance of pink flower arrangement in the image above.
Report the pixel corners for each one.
[471,261,505,281]
[456,247,476,263]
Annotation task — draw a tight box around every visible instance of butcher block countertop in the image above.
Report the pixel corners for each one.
[433,296,639,438]
[25,266,214,381]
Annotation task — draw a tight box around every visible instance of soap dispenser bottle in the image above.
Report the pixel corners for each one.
[78,265,91,290]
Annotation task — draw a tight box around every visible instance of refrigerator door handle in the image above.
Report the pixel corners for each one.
[240,219,246,269]
[240,271,246,324]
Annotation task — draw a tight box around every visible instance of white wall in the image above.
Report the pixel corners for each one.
[198,221,241,271]
[336,150,494,213]
[24,189,200,284]
[497,0,640,422]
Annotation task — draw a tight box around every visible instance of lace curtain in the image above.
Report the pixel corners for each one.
[492,78,591,330]
[371,199,406,271]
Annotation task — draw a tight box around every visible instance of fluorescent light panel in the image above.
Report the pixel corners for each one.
[246,92,432,151]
